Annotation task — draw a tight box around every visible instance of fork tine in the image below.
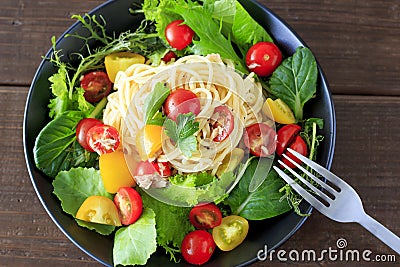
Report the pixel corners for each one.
[277,159,333,205]
[287,148,346,188]
[273,166,331,214]
[281,153,338,197]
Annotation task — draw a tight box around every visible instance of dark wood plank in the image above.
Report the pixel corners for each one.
[1,0,399,96]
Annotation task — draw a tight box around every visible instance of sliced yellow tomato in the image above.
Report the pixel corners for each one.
[99,149,136,194]
[76,196,121,226]
[212,215,249,251]
[262,98,296,124]
[216,148,244,177]
[135,125,163,161]
[104,52,145,83]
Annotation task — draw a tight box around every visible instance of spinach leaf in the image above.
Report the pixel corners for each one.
[33,111,97,177]
[269,47,317,120]
[224,158,291,220]
[52,167,115,235]
[113,208,157,266]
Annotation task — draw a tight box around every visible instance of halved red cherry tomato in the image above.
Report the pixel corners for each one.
[244,123,276,157]
[80,71,112,102]
[246,42,282,77]
[134,160,171,177]
[162,51,177,63]
[165,20,195,50]
[76,118,103,152]
[189,203,222,229]
[181,230,216,265]
[212,215,249,251]
[281,135,308,168]
[86,124,120,154]
[113,187,143,225]
[210,105,234,142]
[163,88,200,121]
[276,124,301,156]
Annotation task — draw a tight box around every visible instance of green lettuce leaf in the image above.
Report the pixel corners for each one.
[224,158,291,220]
[140,191,194,259]
[113,208,157,266]
[52,167,115,234]
[269,47,318,120]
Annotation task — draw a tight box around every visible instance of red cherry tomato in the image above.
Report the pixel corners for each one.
[276,124,301,156]
[210,105,234,142]
[80,71,112,102]
[76,118,103,152]
[162,51,177,63]
[189,203,222,229]
[165,20,195,50]
[244,123,276,157]
[281,135,308,168]
[246,42,282,77]
[134,160,171,177]
[181,230,216,265]
[163,88,201,121]
[86,124,120,155]
[113,187,143,225]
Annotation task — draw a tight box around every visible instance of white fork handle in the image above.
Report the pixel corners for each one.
[357,213,400,255]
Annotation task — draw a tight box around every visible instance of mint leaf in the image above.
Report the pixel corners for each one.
[164,113,199,157]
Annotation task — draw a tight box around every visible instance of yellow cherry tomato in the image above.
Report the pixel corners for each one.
[212,215,249,251]
[76,196,121,226]
[99,149,136,194]
[262,98,296,124]
[136,125,163,161]
[104,52,145,83]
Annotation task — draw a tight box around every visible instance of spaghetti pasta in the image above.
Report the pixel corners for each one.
[103,54,267,177]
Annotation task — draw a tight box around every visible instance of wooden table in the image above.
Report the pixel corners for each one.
[1,0,399,266]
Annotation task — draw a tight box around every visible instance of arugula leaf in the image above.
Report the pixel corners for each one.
[164,113,199,157]
[33,111,97,177]
[269,47,318,120]
[140,191,194,260]
[224,158,291,220]
[113,208,157,266]
[52,167,115,235]
[143,82,170,125]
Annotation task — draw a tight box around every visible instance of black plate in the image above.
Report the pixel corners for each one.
[23,0,336,266]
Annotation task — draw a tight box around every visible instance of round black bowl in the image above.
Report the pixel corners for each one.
[23,0,336,266]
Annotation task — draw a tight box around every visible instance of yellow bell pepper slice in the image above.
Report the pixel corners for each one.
[136,125,163,160]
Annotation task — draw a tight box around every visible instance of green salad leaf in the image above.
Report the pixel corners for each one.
[269,47,318,120]
[224,158,291,220]
[143,82,170,125]
[164,112,199,157]
[33,111,97,177]
[113,208,157,266]
[140,191,194,261]
[52,167,115,235]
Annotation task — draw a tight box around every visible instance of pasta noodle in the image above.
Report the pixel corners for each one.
[103,54,266,176]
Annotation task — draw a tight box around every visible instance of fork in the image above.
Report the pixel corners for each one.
[273,148,400,255]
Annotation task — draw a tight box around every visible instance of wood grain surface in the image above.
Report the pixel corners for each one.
[1,0,399,266]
